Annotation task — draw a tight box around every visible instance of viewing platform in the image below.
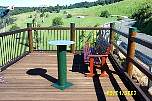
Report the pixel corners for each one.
[0,23,152,101]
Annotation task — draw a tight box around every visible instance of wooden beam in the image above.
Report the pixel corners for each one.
[70,23,75,53]
[126,27,137,77]
[27,23,33,53]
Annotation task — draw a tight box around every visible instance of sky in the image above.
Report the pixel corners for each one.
[0,0,97,7]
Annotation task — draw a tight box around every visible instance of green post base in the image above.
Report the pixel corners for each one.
[52,82,73,90]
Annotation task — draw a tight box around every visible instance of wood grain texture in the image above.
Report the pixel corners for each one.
[0,52,135,101]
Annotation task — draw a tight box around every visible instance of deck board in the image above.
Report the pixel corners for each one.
[0,52,135,101]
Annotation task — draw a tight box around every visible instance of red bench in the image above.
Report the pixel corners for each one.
[83,35,111,77]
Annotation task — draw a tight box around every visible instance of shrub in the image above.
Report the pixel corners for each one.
[100,10,110,18]
[63,11,68,14]
[9,24,20,31]
[66,14,72,18]
[132,3,152,35]
[28,15,32,18]
[45,13,49,18]
[52,17,64,26]
[117,16,123,21]
[56,9,60,13]
[40,13,45,18]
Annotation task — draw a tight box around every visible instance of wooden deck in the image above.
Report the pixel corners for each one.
[0,52,135,101]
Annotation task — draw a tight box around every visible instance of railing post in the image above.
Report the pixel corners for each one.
[126,27,137,77]
[27,23,33,52]
[109,23,115,53]
[70,23,75,53]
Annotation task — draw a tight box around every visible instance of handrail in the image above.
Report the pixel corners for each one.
[134,37,152,49]
[31,27,70,30]
[0,28,27,37]
[76,27,110,30]
[112,28,128,38]
[112,29,152,50]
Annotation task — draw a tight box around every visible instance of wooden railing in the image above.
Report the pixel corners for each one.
[109,23,152,101]
[0,28,29,71]
[0,23,109,70]
[0,22,151,100]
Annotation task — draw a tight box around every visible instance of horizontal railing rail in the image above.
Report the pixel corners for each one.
[134,37,152,50]
[110,23,152,100]
[0,28,27,37]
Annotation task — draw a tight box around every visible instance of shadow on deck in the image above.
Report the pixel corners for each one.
[0,52,136,101]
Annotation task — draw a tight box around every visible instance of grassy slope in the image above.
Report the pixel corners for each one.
[6,0,152,29]
[64,0,152,17]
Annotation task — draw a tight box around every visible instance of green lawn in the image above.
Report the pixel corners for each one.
[5,0,152,31]
[64,0,152,17]
[6,11,116,30]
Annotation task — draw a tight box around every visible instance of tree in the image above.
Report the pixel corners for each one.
[66,14,72,18]
[132,2,152,35]
[9,24,20,31]
[40,12,45,23]
[52,17,63,26]
[63,11,68,14]
[100,10,110,18]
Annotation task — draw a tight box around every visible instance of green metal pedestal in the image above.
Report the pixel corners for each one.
[52,45,73,90]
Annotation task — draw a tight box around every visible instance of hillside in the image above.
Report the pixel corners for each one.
[64,0,152,17]
[2,0,152,33]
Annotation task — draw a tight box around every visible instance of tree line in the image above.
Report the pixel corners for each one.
[9,0,123,15]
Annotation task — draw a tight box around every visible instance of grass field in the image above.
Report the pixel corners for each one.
[64,0,152,17]
[6,12,116,30]
[3,0,152,31]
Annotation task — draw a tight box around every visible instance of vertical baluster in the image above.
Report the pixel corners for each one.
[47,30,50,50]
[21,32,24,55]
[57,29,59,40]
[10,34,13,60]
[60,30,61,40]
[9,34,13,60]
[0,37,3,66]
[17,33,21,56]
[45,30,48,50]
[3,36,7,64]
[79,30,81,51]
[66,30,68,40]
[53,29,56,50]
[2,36,5,65]
[51,30,53,50]
[39,30,41,50]
[42,30,45,50]
[20,32,23,54]
[75,30,77,51]
[8,35,11,61]
[5,36,9,63]
[24,32,28,53]
[14,33,19,58]
[63,30,65,40]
